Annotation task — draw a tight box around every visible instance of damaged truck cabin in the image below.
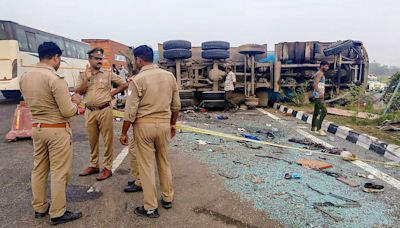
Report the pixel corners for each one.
[157,40,369,109]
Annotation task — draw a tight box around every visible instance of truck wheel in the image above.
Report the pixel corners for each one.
[323,40,362,56]
[163,40,191,50]
[1,90,21,99]
[238,44,266,55]
[164,49,192,60]
[202,100,225,109]
[179,90,194,99]
[180,99,194,108]
[201,41,230,50]
[202,91,225,100]
[201,49,229,60]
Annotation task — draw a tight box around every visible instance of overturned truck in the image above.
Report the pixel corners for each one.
[157,40,368,109]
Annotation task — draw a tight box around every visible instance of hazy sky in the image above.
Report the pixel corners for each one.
[1,0,399,65]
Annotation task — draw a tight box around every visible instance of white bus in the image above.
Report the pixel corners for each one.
[0,20,90,99]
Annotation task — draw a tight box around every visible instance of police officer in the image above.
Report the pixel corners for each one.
[120,45,180,218]
[20,42,82,225]
[76,47,128,181]
[123,79,142,193]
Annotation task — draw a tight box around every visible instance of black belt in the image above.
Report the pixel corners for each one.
[85,103,110,111]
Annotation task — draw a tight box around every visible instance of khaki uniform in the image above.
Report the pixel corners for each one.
[77,69,125,170]
[20,63,78,218]
[126,81,141,186]
[124,64,180,210]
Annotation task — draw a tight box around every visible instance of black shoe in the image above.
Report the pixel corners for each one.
[35,203,51,218]
[50,211,82,225]
[161,198,173,209]
[134,206,159,218]
[124,183,143,192]
[127,180,135,186]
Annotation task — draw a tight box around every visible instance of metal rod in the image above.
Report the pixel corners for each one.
[176,60,181,90]
[251,55,255,96]
[383,78,400,115]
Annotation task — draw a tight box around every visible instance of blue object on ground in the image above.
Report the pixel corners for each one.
[240,133,260,141]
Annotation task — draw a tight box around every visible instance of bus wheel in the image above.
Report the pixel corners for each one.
[1,90,22,100]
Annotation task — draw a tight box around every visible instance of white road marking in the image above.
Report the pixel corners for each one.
[112,146,129,173]
[258,108,400,190]
[87,146,129,193]
[256,108,281,120]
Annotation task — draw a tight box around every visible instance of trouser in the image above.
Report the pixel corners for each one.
[128,135,141,186]
[312,98,327,130]
[225,91,238,109]
[31,126,73,218]
[85,106,114,170]
[134,120,173,211]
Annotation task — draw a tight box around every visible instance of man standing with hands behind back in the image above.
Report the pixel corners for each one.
[75,47,128,181]
[120,45,180,218]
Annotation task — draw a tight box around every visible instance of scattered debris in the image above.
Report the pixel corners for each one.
[378,120,400,131]
[336,176,360,188]
[213,147,225,153]
[237,141,263,149]
[217,169,239,179]
[233,160,250,166]
[272,191,288,198]
[289,138,344,154]
[256,129,275,139]
[240,133,260,141]
[328,193,360,207]
[340,151,357,161]
[296,159,333,170]
[362,183,384,193]
[196,140,208,150]
[327,107,379,120]
[307,184,325,195]
[356,173,375,180]
[284,173,301,179]
[255,154,293,164]
[314,205,343,222]
[184,110,198,116]
[305,152,313,156]
[215,114,229,120]
[321,170,360,187]
[237,128,247,133]
[251,175,265,184]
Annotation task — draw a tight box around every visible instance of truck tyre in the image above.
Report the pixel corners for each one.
[202,100,225,109]
[201,49,229,60]
[238,44,266,55]
[323,40,362,56]
[202,91,225,100]
[201,41,230,50]
[164,49,192,60]
[163,40,191,50]
[180,99,194,108]
[179,90,194,99]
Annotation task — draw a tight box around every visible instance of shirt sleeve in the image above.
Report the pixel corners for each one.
[231,72,236,83]
[123,81,140,123]
[111,71,126,85]
[51,77,78,118]
[76,72,84,88]
[170,76,181,112]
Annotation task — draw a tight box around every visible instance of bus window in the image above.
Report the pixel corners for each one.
[36,33,50,47]
[26,32,37,52]
[15,27,29,51]
[52,37,65,52]
[0,23,7,40]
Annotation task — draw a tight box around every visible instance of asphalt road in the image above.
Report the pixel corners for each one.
[0,97,280,228]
